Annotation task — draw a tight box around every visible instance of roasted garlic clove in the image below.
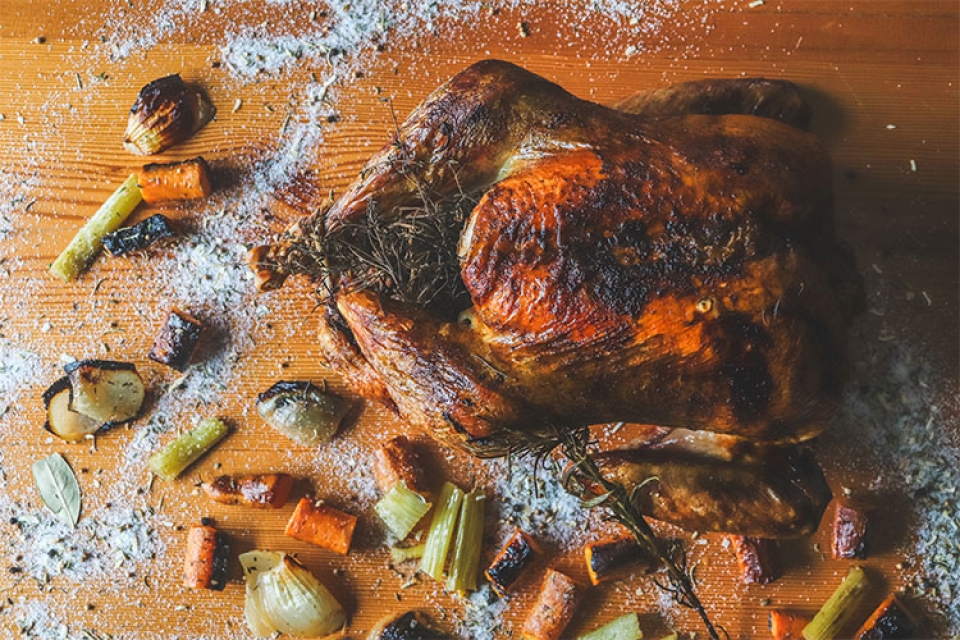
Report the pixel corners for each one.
[123,75,215,155]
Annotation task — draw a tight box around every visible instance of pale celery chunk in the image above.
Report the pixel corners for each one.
[148,418,228,480]
[50,174,143,281]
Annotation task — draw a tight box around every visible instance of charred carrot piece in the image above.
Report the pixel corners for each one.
[521,568,584,640]
[486,528,541,596]
[203,473,294,509]
[769,610,810,640]
[138,156,212,203]
[833,501,869,559]
[373,435,428,495]
[148,308,203,372]
[854,594,916,640]
[284,497,357,555]
[584,534,657,585]
[182,524,229,590]
[729,535,781,585]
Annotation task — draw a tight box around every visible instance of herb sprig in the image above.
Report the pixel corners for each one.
[509,424,726,640]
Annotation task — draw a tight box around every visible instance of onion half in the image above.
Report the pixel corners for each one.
[240,550,346,638]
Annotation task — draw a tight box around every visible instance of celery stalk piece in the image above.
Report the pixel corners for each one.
[802,566,870,640]
[50,174,143,281]
[148,418,229,481]
[446,490,486,593]
[577,613,643,640]
[390,543,426,564]
[374,482,432,540]
[420,482,463,582]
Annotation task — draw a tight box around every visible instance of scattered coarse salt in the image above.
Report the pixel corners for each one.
[887,123,897,130]
[748,0,765,8]
[910,159,918,172]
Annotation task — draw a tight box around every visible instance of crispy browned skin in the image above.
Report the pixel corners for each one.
[612,77,812,128]
[253,60,861,536]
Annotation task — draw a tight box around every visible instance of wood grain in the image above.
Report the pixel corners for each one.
[1,1,957,638]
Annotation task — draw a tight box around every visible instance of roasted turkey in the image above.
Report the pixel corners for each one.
[251,60,862,537]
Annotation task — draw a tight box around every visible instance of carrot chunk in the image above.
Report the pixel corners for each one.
[138,156,212,203]
[284,497,357,555]
[182,524,229,590]
[521,568,584,640]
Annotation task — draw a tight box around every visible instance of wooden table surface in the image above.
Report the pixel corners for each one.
[1,1,957,639]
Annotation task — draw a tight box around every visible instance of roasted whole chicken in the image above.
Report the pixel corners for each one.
[251,60,862,538]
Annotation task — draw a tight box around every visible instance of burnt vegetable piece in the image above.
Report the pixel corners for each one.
[64,359,145,424]
[124,74,215,155]
[148,308,203,371]
[486,528,541,595]
[42,376,101,442]
[182,523,229,591]
[729,535,781,585]
[256,381,351,445]
[832,501,869,559]
[854,594,916,640]
[203,474,294,509]
[138,156,212,203]
[102,214,176,256]
[584,533,657,586]
[368,610,452,640]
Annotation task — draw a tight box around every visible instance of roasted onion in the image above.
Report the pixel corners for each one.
[256,381,351,445]
[240,550,346,638]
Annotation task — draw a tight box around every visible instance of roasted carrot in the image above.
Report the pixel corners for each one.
[486,528,541,596]
[203,473,294,508]
[833,501,869,559]
[148,308,203,372]
[854,594,916,640]
[182,524,229,590]
[138,156,212,203]
[730,535,781,585]
[284,497,357,555]
[584,534,657,585]
[372,435,428,495]
[521,568,584,640]
[769,610,810,640]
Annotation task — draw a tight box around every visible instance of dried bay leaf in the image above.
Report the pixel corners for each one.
[31,452,81,527]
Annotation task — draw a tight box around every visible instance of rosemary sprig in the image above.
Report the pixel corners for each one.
[511,425,725,640]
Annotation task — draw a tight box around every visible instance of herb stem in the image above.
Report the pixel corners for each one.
[525,426,724,640]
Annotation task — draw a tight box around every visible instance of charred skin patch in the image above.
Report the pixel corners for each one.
[706,314,774,423]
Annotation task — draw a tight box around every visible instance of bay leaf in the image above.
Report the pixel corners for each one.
[31,452,82,528]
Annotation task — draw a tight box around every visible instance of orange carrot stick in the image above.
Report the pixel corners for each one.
[284,497,357,555]
[372,435,428,495]
[768,610,809,640]
[521,568,584,640]
[138,156,212,203]
[183,524,229,590]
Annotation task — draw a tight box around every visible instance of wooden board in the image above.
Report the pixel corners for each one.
[1,1,957,638]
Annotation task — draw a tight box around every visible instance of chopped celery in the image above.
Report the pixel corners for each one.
[802,566,869,640]
[375,482,432,540]
[50,174,143,281]
[420,482,463,582]
[446,490,485,593]
[390,543,426,564]
[578,613,643,640]
[148,418,228,480]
